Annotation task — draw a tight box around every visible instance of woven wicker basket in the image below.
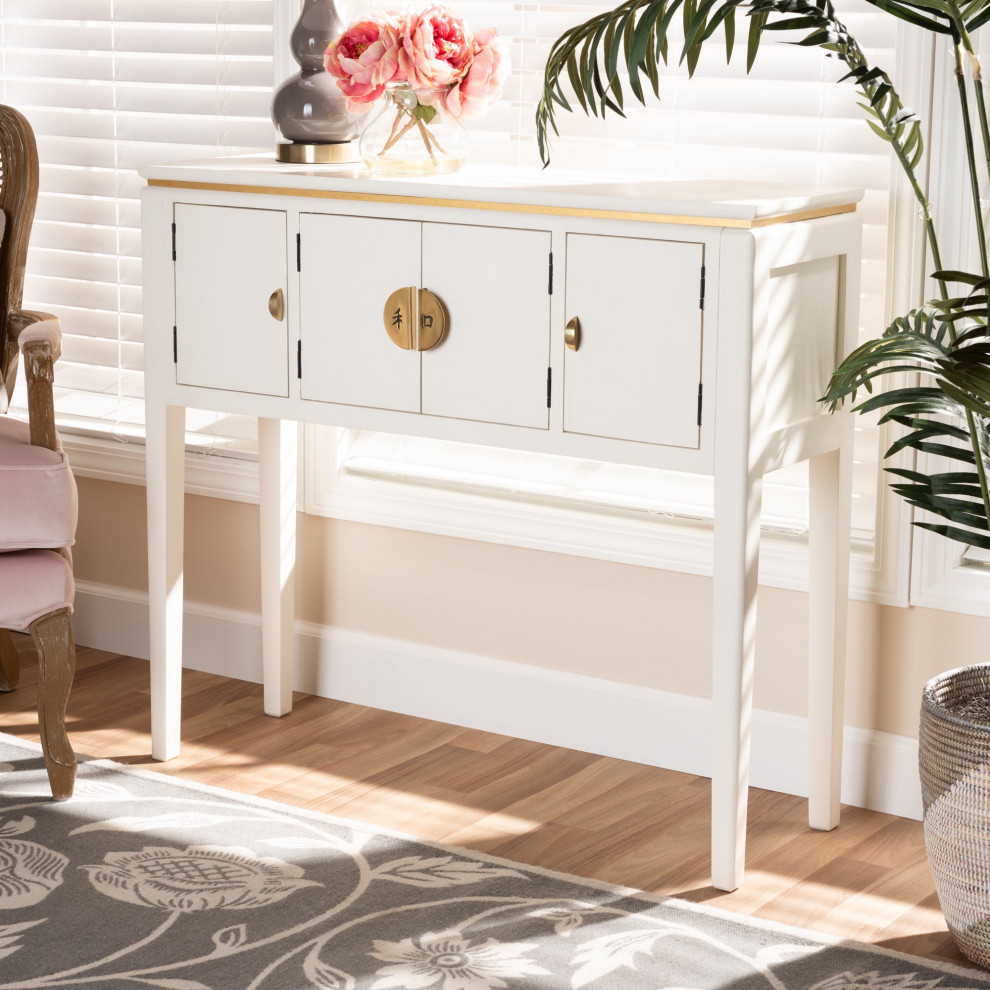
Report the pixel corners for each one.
[920,664,990,968]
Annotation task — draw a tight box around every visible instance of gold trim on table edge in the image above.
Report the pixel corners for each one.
[146,178,857,229]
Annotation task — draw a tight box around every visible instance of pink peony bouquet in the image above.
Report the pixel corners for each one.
[324,5,508,126]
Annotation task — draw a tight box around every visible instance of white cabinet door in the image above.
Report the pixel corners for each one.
[174,204,288,396]
[422,224,551,429]
[563,233,704,448]
[299,213,421,412]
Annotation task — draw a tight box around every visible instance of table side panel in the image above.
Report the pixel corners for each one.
[765,255,841,433]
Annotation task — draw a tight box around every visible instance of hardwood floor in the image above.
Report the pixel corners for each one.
[0,637,965,968]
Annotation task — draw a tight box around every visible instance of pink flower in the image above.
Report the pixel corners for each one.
[399,5,472,92]
[443,29,509,120]
[324,12,403,113]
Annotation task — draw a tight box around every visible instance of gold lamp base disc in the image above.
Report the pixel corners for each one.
[275,141,360,165]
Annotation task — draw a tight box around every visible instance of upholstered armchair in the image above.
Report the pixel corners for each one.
[0,105,78,800]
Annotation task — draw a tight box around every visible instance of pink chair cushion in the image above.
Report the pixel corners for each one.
[0,549,74,631]
[0,416,77,551]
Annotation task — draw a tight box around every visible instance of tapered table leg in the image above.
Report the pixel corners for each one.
[711,459,764,892]
[807,427,853,830]
[147,402,186,761]
[258,417,297,717]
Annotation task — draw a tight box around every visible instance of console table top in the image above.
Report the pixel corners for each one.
[139,156,864,229]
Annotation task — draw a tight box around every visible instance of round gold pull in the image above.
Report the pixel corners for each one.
[565,315,581,351]
[384,286,446,351]
[268,288,285,322]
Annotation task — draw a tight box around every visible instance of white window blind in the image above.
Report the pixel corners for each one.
[3,0,274,455]
[324,0,900,545]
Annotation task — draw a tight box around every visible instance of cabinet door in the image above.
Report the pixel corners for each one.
[299,213,421,412]
[174,204,288,396]
[563,233,704,448]
[421,223,551,429]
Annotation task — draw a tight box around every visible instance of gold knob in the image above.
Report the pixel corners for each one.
[565,315,581,351]
[384,286,446,351]
[268,288,285,322]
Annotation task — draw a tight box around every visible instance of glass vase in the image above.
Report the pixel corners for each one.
[360,83,469,176]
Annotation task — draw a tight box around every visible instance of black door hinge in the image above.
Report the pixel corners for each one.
[296,232,301,273]
[699,265,706,310]
[547,366,552,408]
[172,326,178,364]
[297,339,302,379]
[697,383,703,426]
[548,252,554,295]
[171,222,177,261]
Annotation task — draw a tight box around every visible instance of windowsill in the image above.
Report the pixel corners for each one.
[60,431,899,606]
[309,462,893,604]
[61,432,260,503]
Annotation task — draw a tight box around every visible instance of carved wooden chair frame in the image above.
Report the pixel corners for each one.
[0,104,76,799]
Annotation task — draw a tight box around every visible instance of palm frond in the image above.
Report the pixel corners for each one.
[537,0,926,181]
[821,304,949,410]
[822,294,990,549]
[887,466,990,548]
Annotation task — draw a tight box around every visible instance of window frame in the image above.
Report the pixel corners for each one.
[908,30,990,617]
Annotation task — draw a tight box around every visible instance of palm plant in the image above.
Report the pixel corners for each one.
[537,0,990,550]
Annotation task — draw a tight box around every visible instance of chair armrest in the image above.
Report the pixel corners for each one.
[10,310,61,355]
[2,310,60,412]
[16,313,62,452]
[16,314,61,360]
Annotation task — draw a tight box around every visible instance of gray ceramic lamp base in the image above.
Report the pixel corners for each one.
[275,141,360,164]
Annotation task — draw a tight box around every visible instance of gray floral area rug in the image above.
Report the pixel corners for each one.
[0,732,987,990]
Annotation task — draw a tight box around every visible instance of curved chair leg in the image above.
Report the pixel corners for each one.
[29,609,76,799]
[0,629,19,692]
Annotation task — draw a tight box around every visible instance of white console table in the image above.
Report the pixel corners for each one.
[139,158,863,892]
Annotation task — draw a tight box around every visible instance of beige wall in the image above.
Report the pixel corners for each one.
[76,475,976,740]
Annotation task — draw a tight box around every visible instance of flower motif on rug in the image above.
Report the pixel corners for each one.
[369,929,548,990]
[81,843,321,912]
[568,928,668,987]
[371,855,528,887]
[0,816,67,909]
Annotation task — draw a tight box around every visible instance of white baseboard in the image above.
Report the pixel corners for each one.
[72,580,923,822]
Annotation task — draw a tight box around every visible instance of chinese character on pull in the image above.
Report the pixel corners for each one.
[391,308,403,330]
